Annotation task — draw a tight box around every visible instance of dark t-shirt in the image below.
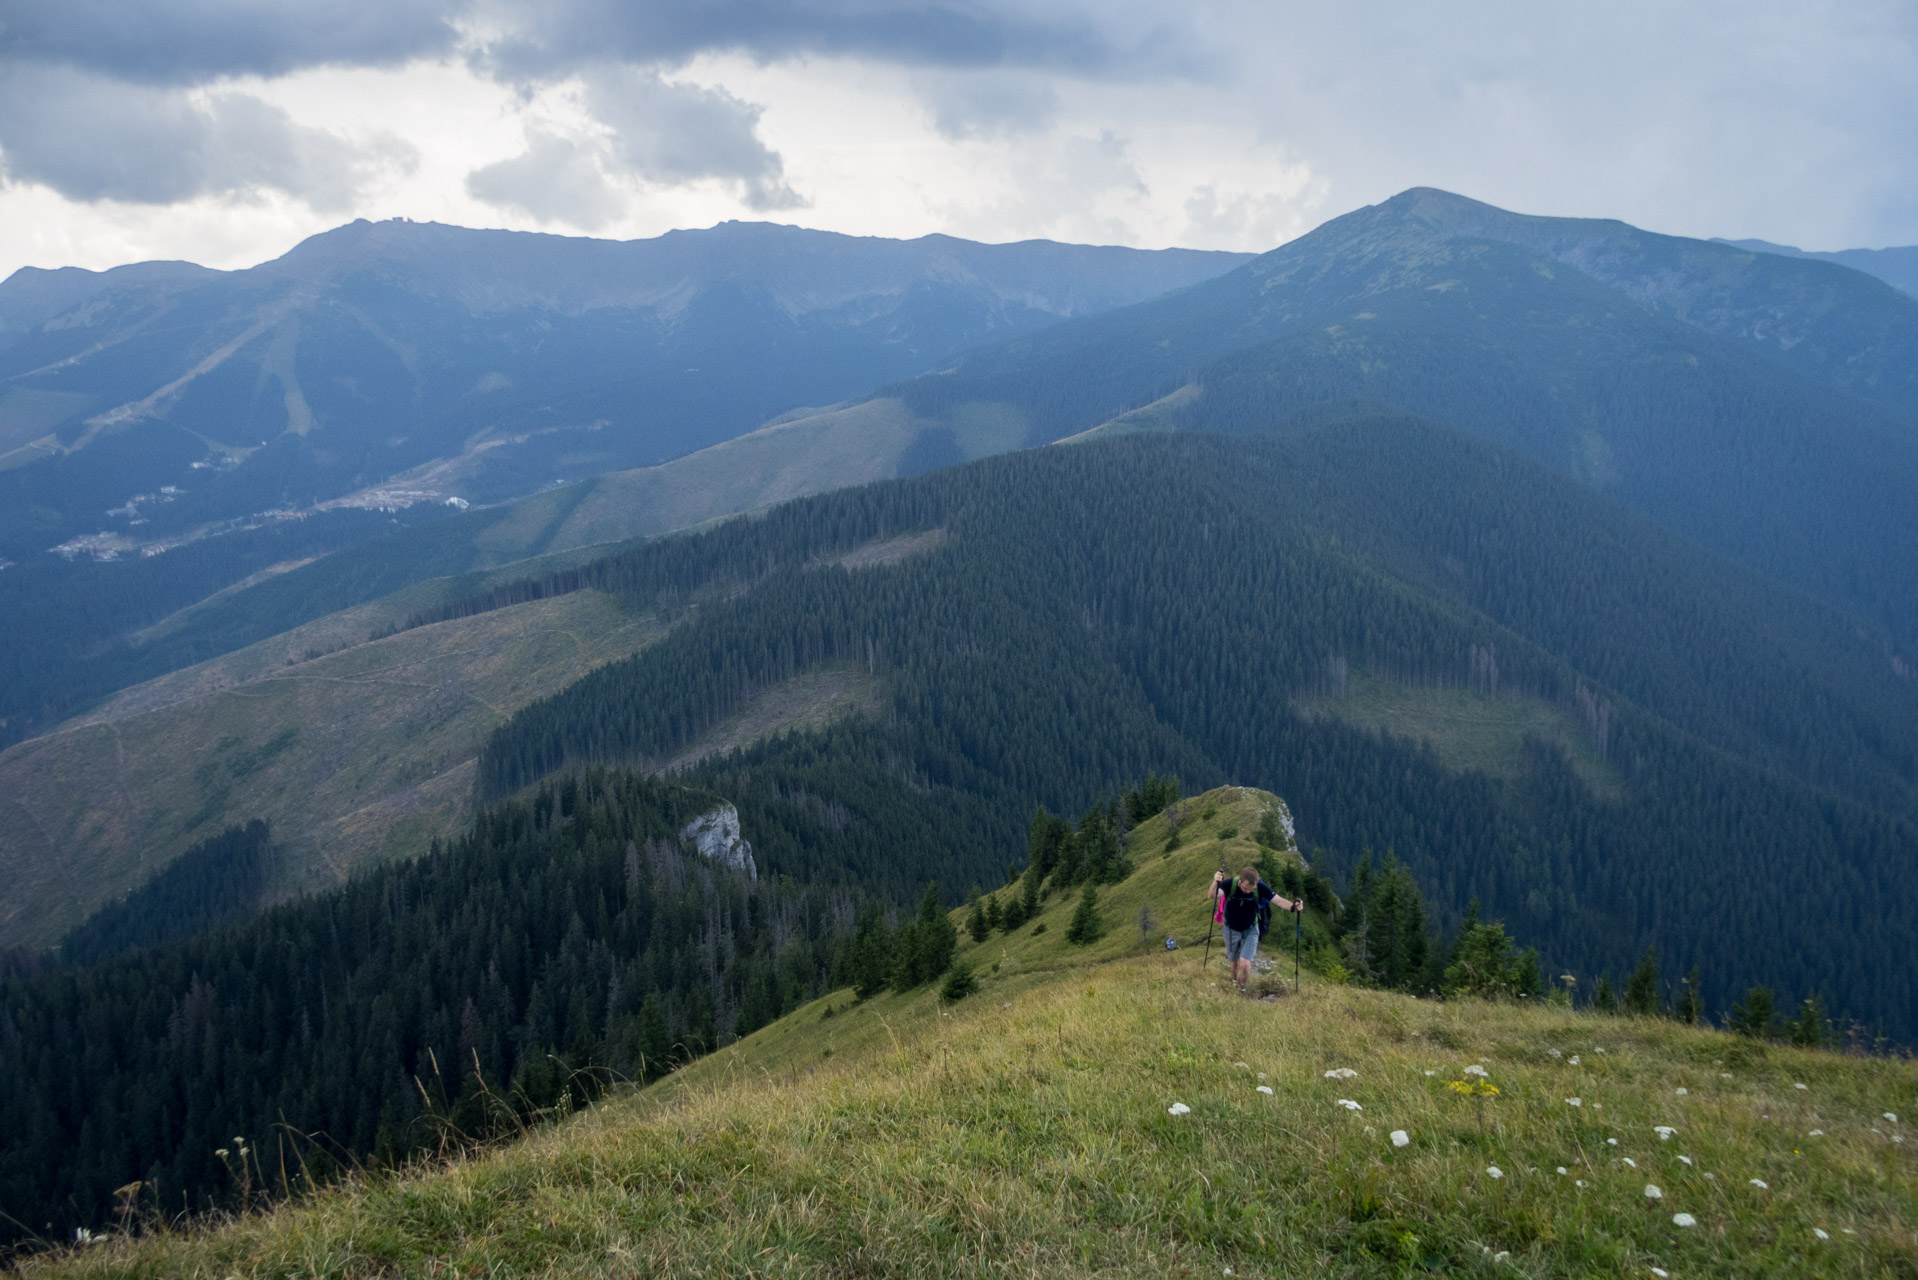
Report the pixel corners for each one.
[1219,880,1274,933]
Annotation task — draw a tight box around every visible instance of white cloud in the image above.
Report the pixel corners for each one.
[465,130,626,229]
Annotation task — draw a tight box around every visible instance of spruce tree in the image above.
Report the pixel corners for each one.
[1787,995,1828,1048]
[940,958,979,1002]
[1066,883,1105,945]
[1624,946,1660,1016]
[999,890,1027,933]
[1728,986,1777,1038]
[1593,973,1616,1014]
[918,882,957,979]
[1442,922,1520,998]
[850,911,895,1001]
[1510,948,1544,1000]
[890,922,925,992]
[966,886,988,943]
[1052,831,1083,887]
[983,894,1002,934]
[1028,807,1068,881]
[1671,967,1703,1024]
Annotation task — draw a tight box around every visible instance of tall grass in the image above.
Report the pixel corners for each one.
[16,952,1913,1278]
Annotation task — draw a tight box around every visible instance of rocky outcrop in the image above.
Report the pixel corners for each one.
[681,804,757,880]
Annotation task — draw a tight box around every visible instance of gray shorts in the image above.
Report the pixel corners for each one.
[1224,924,1259,965]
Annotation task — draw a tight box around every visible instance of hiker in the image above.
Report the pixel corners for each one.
[1209,866,1303,995]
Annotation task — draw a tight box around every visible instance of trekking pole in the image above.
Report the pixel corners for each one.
[1200,865,1224,970]
[1294,900,1302,993]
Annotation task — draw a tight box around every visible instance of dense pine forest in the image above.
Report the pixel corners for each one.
[0,775,860,1243]
[465,424,1918,1038]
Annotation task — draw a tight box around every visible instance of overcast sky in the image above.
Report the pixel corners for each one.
[3,0,1915,278]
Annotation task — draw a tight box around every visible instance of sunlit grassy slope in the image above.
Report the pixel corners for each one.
[19,789,1914,1278]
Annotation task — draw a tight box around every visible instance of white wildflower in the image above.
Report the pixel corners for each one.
[1256,1072,1267,1080]
[1654,1126,1677,1140]
[1234,1061,1249,1069]
[1644,1184,1663,1200]
[1337,1099,1362,1111]
[1256,1085,1273,1096]
[1576,1178,1588,1187]
[1678,1155,1693,1165]
[1493,1252,1510,1263]
[1424,1070,1436,1077]
[1622,1157,1637,1168]
[1556,1166,1569,1175]
[1720,1072,1733,1079]
[1324,1067,1359,1079]
[1885,1112,1899,1124]
[1570,1055,1581,1065]
[1486,1166,1504,1179]
[1749,1179,1768,1190]
[1464,1064,1489,1078]
[1391,1130,1410,1147]
[1672,1212,1697,1228]
[214,1148,229,1158]
[1651,1269,1670,1278]
[1675,1087,1688,1096]
[1813,1228,1830,1241]
[1566,1097,1582,1107]
[1549,1049,1563,1059]
[1895,1135,1905,1144]
[1596,1046,1607,1053]
[1794,1082,1808,1091]
[1607,1138,1619,1146]
[1704,1173,1716,1181]
[1167,1102,1192,1117]
[1809,1129,1823,1137]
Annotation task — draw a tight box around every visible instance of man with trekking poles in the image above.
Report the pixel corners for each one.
[1207,866,1304,996]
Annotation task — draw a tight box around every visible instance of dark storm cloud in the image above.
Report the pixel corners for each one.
[0,0,465,85]
[585,68,803,210]
[0,65,415,207]
[472,0,1153,81]
[0,0,1158,87]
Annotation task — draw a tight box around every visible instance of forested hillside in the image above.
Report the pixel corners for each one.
[0,774,859,1241]
[467,425,1918,1039]
[879,189,1918,655]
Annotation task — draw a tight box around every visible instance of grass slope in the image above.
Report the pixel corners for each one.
[0,592,662,948]
[1298,671,1617,798]
[17,789,1913,1278]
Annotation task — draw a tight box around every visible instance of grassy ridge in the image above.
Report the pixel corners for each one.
[16,791,1913,1278]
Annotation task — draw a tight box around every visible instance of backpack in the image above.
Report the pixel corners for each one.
[1225,885,1271,936]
